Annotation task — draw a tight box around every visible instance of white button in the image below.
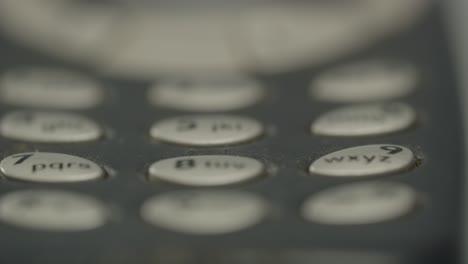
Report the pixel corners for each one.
[0,190,109,231]
[148,77,264,112]
[0,152,105,183]
[141,191,269,234]
[150,115,264,147]
[148,155,265,186]
[0,111,103,143]
[312,103,416,137]
[302,182,418,225]
[310,60,418,102]
[309,145,415,177]
[100,10,243,78]
[0,68,103,109]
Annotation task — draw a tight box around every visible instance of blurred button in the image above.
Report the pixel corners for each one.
[141,190,269,234]
[150,115,264,147]
[311,103,416,137]
[302,182,417,225]
[309,144,415,177]
[148,77,264,112]
[0,152,105,183]
[0,67,103,109]
[148,155,265,186]
[0,189,109,231]
[0,111,102,143]
[99,10,242,78]
[310,60,418,102]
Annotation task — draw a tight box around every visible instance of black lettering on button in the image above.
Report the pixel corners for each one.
[348,155,359,162]
[175,159,196,170]
[211,122,243,132]
[177,120,197,132]
[11,154,34,165]
[325,156,345,163]
[32,164,47,173]
[380,156,391,163]
[381,146,403,155]
[204,161,246,170]
[363,155,376,164]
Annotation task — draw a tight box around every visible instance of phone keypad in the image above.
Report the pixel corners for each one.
[311,103,416,137]
[0,190,109,231]
[150,115,264,147]
[0,152,105,183]
[301,182,418,225]
[309,145,416,177]
[141,190,269,235]
[147,155,265,187]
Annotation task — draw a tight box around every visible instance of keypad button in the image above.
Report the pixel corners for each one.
[309,145,415,177]
[150,115,264,147]
[0,68,103,109]
[148,155,265,187]
[0,152,105,183]
[141,191,269,234]
[302,182,418,225]
[0,111,103,143]
[0,190,109,231]
[148,78,264,112]
[312,103,416,137]
[310,60,418,102]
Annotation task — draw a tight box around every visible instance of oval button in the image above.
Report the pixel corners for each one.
[312,103,416,137]
[0,152,105,183]
[309,145,415,177]
[141,191,269,235]
[0,190,109,231]
[0,111,103,143]
[149,78,264,112]
[0,68,103,109]
[310,60,418,102]
[148,155,265,186]
[150,115,264,147]
[302,182,418,225]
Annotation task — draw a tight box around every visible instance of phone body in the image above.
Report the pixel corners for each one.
[0,1,464,264]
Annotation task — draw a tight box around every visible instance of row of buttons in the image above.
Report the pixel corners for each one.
[0,105,416,144]
[0,181,418,233]
[0,60,418,110]
[0,145,416,184]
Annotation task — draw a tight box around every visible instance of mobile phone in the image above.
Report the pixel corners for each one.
[0,1,463,264]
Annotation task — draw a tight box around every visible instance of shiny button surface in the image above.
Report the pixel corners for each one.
[150,115,264,147]
[310,60,418,102]
[0,68,103,109]
[312,103,416,137]
[141,191,269,234]
[149,78,264,112]
[0,152,105,183]
[0,111,102,143]
[309,145,416,177]
[148,155,265,186]
[302,182,418,225]
[0,190,109,231]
